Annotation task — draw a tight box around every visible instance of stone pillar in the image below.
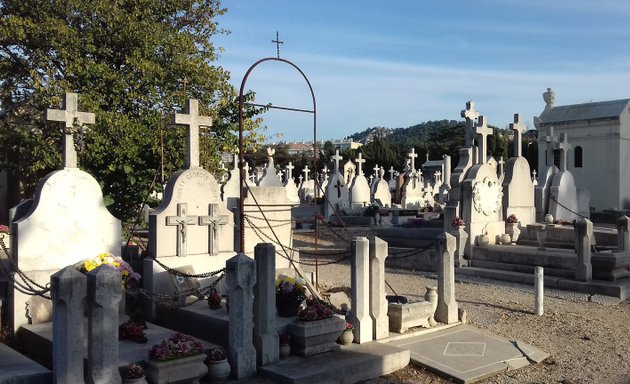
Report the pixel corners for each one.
[369,237,389,340]
[450,226,468,267]
[435,232,458,324]
[351,237,373,343]
[534,267,544,316]
[254,243,279,366]
[51,266,87,384]
[227,253,257,379]
[575,218,593,282]
[86,265,123,384]
[617,216,630,252]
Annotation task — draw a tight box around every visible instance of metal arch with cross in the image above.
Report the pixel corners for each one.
[45,92,96,169]
[199,203,229,255]
[173,99,213,169]
[461,101,480,147]
[474,115,493,165]
[509,113,526,158]
[272,31,284,59]
[166,203,198,257]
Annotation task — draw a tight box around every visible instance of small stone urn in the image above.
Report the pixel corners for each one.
[500,233,512,245]
[337,328,354,346]
[505,222,521,243]
[544,214,554,224]
[424,286,438,326]
[478,233,490,246]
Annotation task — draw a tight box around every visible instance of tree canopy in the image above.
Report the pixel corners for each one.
[0,0,264,221]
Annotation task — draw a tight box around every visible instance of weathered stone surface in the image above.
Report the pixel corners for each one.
[254,243,279,366]
[435,232,458,324]
[351,237,373,343]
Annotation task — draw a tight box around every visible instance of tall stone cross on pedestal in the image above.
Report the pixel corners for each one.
[46,92,96,169]
[509,113,526,158]
[332,149,343,175]
[475,115,493,165]
[498,157,505,176]
[355,153,366,176]
[461,101,480,147]
[388,166,395,181]
[199,203,229,255]
[302,166,310,181]
[556,132,572,172]
[285,162,295,181]
[166,203,198,257]
[541,126,558,168]
[173,99,212,168]
[373,164,380,180]
[408,148,418,173]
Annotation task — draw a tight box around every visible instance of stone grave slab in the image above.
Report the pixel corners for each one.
[388,325,548,384]
[259,342,410,384]
[0,343,51,384]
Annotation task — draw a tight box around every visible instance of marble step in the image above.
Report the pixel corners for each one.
[0,342,51,384]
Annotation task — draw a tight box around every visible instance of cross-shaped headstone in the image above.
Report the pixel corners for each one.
[45,92,96,168]
[272,31,284,59]
[369,175,374,185]
[373,164,380,179]
[298,175,303,185]
[166,203,198,257]
[435,170,441,183]
[509,113,526,158]
[461,101,480,147]
[322,165,329,176]
[332,149,343,174]
[286,162,295,180]
[426,153,430,162]
[532,169,537,182]
[408,148,418,172]
[199,203,229,255]
[388,166,395,181]
[173,99,212,168]
[219,162,228,182]
[302,166,310,180]
[540,126,558,167]
[355,153,366,175]
[556,132,572,172]
[475,115,493,164]
[498,157,505,176]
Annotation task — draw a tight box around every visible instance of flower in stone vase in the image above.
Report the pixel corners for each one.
[149,333,204,361]
[205,347,227,362]
[276,276,307,312]
[122,363,145,380]
[77,252,141,289]
[506,214,518,224]
[451,217,465,227]
[0,225,9,234]
[344,322,354,331]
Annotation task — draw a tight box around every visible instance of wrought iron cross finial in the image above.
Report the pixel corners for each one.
[272,31,284,58]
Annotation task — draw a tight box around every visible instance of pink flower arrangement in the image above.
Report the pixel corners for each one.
[451,217,465,227]
[345,322,353,330]
[149,333,204,361]
[506,214,518,224]
[0,225,9,234]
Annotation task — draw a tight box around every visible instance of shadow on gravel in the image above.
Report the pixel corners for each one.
[458,299,532,314]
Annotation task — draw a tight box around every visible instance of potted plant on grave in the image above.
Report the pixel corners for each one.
[204,347,230,383]
[337,321,354,346]
[451,217,465,227]
[287,298,345,357]
[207,288,222,310]
[77,252,141,289]
[275,276,307,317]
[146,333,207,384]
[121,362,147,384]
[0,224,10,250]
[505,214,521,243]
[119,320,147,343]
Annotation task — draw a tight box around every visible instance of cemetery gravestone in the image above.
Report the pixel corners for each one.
[349,153,371,209]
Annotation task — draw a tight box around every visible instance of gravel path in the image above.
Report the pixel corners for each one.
[294,231,630,384]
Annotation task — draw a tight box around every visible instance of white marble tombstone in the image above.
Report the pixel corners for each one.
[258,147,283,187]
[325,150,350,219]
[349,153,371,209]
[373,167,392,207]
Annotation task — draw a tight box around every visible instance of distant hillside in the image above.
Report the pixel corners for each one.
[347,126,395,144]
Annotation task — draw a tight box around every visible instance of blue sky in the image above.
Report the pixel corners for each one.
[214,1,630,142]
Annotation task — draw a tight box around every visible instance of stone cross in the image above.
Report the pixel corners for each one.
[379,166,385,179]
[173,99,212,169]
[373,164,380,179]
[475,115,493,164]
[426,153,429,162]
[332,149,343,174]
[369,175,374,185]
[460,101,480,147]
[285,162,294,180]
[541,126,558,167]
[46,92,96,168]
[302,166,310,180]
[219,162,228,182]
[298,175,303,185]
[199,203,229,255]
[532,169,537,182]
[498,157,505,176]
[435,170,441,183]
[166,203,198,257]
[556,132,572,172]
[509,113,526,158]
[388,166,395,181]
[355,153,366,175]
[408,148,418,172]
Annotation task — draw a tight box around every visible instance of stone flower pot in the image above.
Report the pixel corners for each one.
[505,222,521,243]
[337,329,354,345]
[287,316,345,357]
[145,354,207,384]
[205,359,230,383]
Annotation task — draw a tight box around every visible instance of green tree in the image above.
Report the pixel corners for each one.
[0,0,264,221]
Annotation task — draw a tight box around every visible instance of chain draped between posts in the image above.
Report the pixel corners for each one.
[0,237,51,299]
